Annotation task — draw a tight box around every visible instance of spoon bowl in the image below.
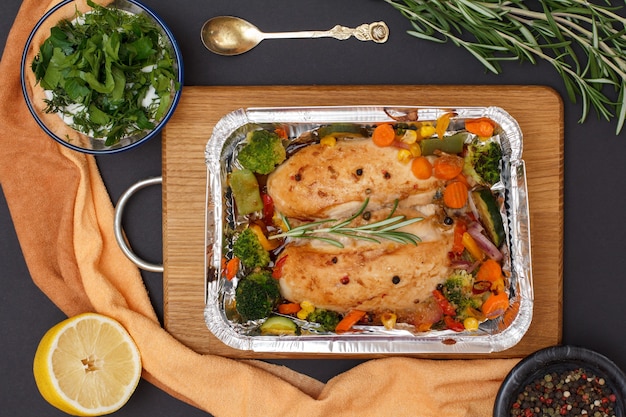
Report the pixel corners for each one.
[201,16,263,56]
[201,16,389,56]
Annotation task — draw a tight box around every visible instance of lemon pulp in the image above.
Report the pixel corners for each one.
[33,313,142,416]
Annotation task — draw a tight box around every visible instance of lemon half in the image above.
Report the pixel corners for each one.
[33,313,142,416]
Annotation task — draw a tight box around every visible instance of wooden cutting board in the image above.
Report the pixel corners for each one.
[162,85,563,359]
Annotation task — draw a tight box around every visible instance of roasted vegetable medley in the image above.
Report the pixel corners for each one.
[224,113,511,336]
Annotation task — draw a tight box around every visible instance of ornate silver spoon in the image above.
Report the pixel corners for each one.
[201,16,389,56]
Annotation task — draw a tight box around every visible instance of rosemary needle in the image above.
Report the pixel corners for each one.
[269,198,423,248]
[385,0,626,134]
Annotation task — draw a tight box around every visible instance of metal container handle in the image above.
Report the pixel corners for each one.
[113,177,164,273]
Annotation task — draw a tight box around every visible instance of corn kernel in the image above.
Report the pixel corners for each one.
[463,317,479,331]
[320,135,337,147]
[401,129,418,144]
[297,301,315,320]
[419,124,436,139]
[409,143,422,157]
[397,149,412,163]
[381,312,397,330]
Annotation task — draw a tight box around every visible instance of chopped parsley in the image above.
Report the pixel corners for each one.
[31,0,179,146]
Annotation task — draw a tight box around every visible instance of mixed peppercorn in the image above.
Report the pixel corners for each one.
[510,367,618,417]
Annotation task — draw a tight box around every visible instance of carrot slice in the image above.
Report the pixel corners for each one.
[476,259,502,283]
[452,219,467,255]
[411,156,433,179]
[274,127,288,139]
[226,257,240,280]
[453,173,470,188]
[335,309,367,333]
[482,292,509,319]
[277,303,302,315]
[465,117,495,138]
[433,154,464,180]
[443,181,469,209]
[371,124,396,147]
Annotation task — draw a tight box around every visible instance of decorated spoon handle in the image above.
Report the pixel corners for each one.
[317,21,389,43]
[263,21,389,43]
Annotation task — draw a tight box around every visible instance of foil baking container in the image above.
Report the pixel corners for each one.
[203,106,533,354]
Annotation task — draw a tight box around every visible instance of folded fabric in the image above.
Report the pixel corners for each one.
[0,0,519,416]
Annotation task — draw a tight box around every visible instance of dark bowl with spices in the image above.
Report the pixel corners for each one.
[20,0,183,154]
[494,345,626,417]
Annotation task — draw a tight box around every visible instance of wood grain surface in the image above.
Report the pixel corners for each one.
[162,85,563,359]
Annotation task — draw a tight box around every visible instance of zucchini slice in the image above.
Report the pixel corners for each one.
[317,123,367,139]
[472,188,505,247]
[260,316,297,335]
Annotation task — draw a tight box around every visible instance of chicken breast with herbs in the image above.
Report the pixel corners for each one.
[266,138,442,219]
[276,206,454,314]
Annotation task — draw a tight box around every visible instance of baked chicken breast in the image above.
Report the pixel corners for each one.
[275,205,454,314]
[266,138,442,219]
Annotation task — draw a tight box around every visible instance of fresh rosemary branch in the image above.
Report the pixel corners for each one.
[269,198,423,248]
[385,0,626,134]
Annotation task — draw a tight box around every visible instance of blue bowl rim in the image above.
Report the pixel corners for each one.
[20,0,184,155]
[493,345,626,416]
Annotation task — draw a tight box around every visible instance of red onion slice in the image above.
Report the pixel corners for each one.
[467,221,503,261]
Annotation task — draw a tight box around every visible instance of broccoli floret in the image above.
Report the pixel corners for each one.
[237,130,287,175]
[307,308,341,332]
[463,139,502,186]
[235,270,281,321]
[232,228,270,269]
[443,271,482,319]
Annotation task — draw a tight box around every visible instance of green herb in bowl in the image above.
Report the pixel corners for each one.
[30,0,180,146]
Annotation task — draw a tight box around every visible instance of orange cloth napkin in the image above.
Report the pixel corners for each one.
[0,1,520,415]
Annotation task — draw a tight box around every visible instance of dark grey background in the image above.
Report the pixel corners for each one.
[2,1,625,416]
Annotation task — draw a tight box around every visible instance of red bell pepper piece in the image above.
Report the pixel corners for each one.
[261,193,274,221]
[272,255,288,279]
[444,316,465,332]
[432,289,456,316]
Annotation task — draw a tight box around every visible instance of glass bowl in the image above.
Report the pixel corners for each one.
[494,345,626,417]
[20,0,183,154]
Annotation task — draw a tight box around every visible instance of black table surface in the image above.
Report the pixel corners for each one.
[2,1,625,416]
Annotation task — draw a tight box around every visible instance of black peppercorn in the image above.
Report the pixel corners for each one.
[362,211,372,221]
[356,168,363,176]
[392,276,400,284]
[444,216,454,225]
